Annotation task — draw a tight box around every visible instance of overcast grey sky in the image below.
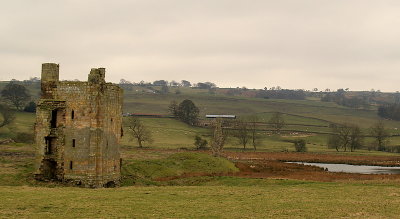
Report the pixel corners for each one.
[1,0,400,91]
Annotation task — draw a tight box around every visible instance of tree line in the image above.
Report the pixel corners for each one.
[378,103,400,121]
[256,89,306,100]
[119,79,218,89]
[328,120,391,152]
[321,89,370,109]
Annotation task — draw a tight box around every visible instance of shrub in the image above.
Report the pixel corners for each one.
[23,101,36,113]
[293,139,307,152]
[13,132,34,143]
[177,99,199,126]
[194,135,208,150]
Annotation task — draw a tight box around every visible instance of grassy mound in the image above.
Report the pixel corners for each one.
[121,152,238,186]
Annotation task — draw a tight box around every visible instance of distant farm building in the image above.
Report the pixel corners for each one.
[206,115,236,119]
[200,115,236,127]
[123,113,172,118]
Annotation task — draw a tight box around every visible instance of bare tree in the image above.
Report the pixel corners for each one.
[269,112,285,134]
[248,115,259,150]
[168,100,179,117]
[211,118,225,156]
[328,123,363,152]
[125,116,153,147]
[328,124,351,152]
[233,119,250,150]
[349,125,363,152]
[370,120,390,151]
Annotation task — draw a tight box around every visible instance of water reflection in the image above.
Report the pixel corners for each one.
[288,162,400,174]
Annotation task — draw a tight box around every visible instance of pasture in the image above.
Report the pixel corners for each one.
[1,180,399,218]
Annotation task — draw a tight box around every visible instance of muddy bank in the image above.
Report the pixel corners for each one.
[233,160,400,182]
[156,160,400,183]
[224,151,400,167]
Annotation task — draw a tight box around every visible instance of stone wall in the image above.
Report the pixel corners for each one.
[35,63,123,188]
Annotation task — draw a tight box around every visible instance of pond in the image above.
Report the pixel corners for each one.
[288,162,400,174]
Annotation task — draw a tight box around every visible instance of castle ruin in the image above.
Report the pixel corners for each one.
[34,63,123,188]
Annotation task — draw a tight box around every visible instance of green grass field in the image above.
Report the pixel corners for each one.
[1,140,400,218]
[1,179,399,218]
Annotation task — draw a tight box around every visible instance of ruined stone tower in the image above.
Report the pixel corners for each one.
[35,63,123,188]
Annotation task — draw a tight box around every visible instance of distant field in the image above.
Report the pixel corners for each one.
[2,110,400,154]
[117,85,400,152]
[123,86,385,127]
[121,87,400,141]
[3,82,400,131]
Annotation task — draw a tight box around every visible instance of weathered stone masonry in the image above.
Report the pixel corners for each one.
[35,63,123,188]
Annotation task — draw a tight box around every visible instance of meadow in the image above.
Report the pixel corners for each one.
[1,179,400,218]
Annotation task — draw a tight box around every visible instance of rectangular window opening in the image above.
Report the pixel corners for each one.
[45,137,51,154]
[51,109,58,128]
[45,137,55,155]
[71,110,75,120]
[69,161,73,170]
[72,139,76,148]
